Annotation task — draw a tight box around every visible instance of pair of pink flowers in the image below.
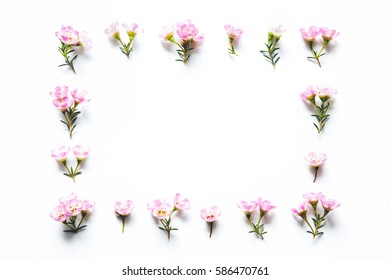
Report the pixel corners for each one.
[160,20,204,64]
[292,192,340,239]
[50,193,95,233]
[50,85,90,139]
[51,145,90,182]
[238,198,276,239]
[147,193,190,240]
[56,25,92,73]
[300,84,337,134]
[300,26,339,67]
[105,22,141,58]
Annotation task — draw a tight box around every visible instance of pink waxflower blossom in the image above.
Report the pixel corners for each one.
[320,196,340,212]
[50,205,68,222]
[160,25,176,41]
[52,96,74,110]
[149,200,172,219]
[50,86,70,99]
[238,201,257,215]
[303,192,323,205]
[269,25,286,38]
[64,199,84,216]
[300,85,317,104]
[71,89,90,104]
[51,146,69,161]
[173,193,190,210]
[200,206,221,223]
[78,31,92,48]
[317,84,337,100]
[105,22,120,37]
[320,27,339,42]
[291,202,308,218]
[72,145,90,160]
[257,198,276,214]
[115,200,135,216]
[122,23,140,38]
[305,152,327,167]
[56,25,79,45]
[59,193,78,206]
[175,19,203,42]
[82,200,95,212]
[300,26,320,42]
[224,25,243,39]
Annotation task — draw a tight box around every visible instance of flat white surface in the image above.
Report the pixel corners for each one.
[1,0,389,277]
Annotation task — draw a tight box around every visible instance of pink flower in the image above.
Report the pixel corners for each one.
[305,152,327,167]
[257,198,276,214]
[50,86,70,99]
[72,145,90,160]
[173,193,190,210]
[175,20,204,42]
[105,22,120,38]
[59,193,78,206]
[269,25,286,38]
[200,206,221,222]
[64,199,83,216]
[78,31,92,48]
[224,25,243,39]
[71,89,90,104]
[291,202,308,218]
[82,200,95,212]
[238,201,257,214]
[50,86,74,110]
[148,199,172,219]
[50,205,68,222]
[320,27,339,42]
[300,26,320,41]
[160,25,176,41]
[317,84,337,100]
[300,85,317,104]
[115,200,135,216]
[303,192,323,205]
[51,146,69,161]
[320,196,340,212]
[123,23,139,38]
[56,25,79,45]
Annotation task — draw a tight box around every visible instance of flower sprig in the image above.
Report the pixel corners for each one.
[50,86,90,139]
[200,206,221,238]
[51,145,90,183]
[300,84,337,134]
[147,193,190,240]
[292,192,340,239]
[238,198,275,239]
[301,26,339,67]
[105,22,141,59]
[260,25,286,68]
[160,20,204,64]
[305,152,327,182]
[224,25,243,56]
[50,193,94,233]
[55,25,92,73]
[115,200,135,233]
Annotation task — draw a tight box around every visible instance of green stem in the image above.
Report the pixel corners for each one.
[303,217,316,238]
[313,166,319,183]
[121,216,126,233]
[209,222,213,238]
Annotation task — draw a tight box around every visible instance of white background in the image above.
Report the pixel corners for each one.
[1,0,389,278]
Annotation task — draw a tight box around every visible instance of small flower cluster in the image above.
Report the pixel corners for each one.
[160,20,204,64]
[224,25,243,56]
[292,192,340,239]
[305,152,327,182]
[238,198,276,239]
[50,193,94,233]
[55,25,92,73]
[200,206,221,238]
[260,25,286,68]
[114,200,135,233]
[105,22,141,58]
[300,27,339,67]
[51,145,90,182]
[147,193,190,240]
[50,85,90,139]
[300,84,337,134]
